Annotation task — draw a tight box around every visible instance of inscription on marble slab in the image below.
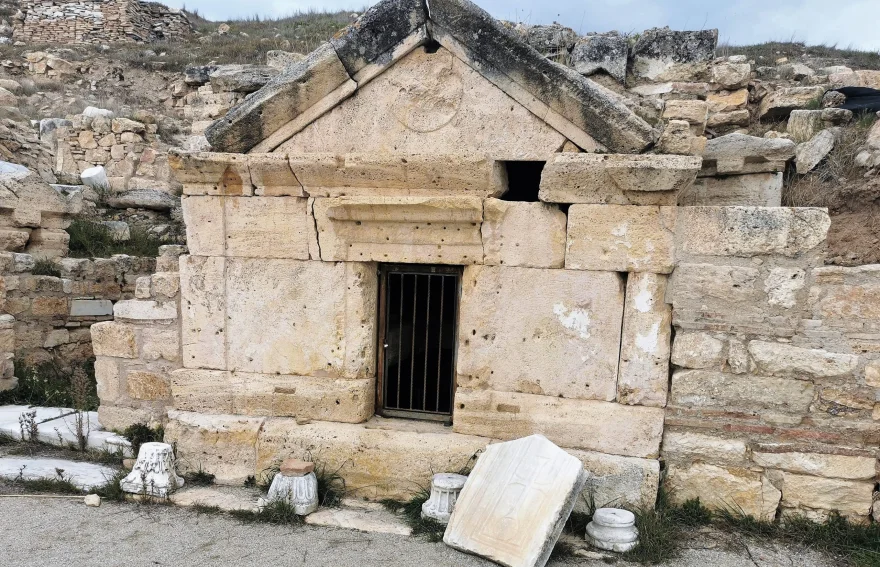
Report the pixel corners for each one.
[443,435,587,567]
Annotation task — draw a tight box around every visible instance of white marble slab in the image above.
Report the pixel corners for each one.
[0,457,117,490]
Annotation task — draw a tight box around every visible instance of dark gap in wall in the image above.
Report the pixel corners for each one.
[424,39,442,54]
[501,161,545,202]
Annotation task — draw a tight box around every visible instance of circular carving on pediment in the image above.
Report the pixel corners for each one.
[390,55,463,133]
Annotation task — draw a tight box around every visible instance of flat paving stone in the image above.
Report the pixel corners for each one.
[0,457,117,490]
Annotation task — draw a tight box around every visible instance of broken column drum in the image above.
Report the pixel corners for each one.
[267,459,319,515]
[421,472,467,524]
[585,508,639,552]
[120,442,185,497]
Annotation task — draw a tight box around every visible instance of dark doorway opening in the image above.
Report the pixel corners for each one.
[501,161,546,202]
[378,264,460,423]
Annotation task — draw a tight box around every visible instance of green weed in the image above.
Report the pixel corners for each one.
[121,423,165,455]
[31,258,61,278]
[380,488,446,542]
[229,499,303,525]
[0,359,97,411]
[67,219,162,259]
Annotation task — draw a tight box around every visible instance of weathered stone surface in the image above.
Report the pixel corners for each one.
[666,463,780,520]
[428,0,657,152]
[752,449,876,480]
[566,205,676,273]
[97,405,163,431]
[795,129,836,174]
[256,416,488,500]
[265,50,306,70]
[277,47,567,159]
[758,86,825,119]
[69,299,113,317]
[107,189,178,211]
[662,100,708,134]
[662,431,747,465]
[226,259,376,378]
[706,109,750,129]
[521,24,578,59]
[679,173,783,207]
[205,43,352,154]
[444,435,587,567]
[778,473,873,521]
[224,197,311,259]
[289,153,504,198]
[656,120,706,156]
[114,300,177,321]
[327,0,426,74]
[90,321,137,359]
[208,65,280,93]
[170,152,253,196]
[675,207,830,259]
[764,267,806,309]
[571,32,628,83]
[453,389,665,459]
[313,196,483,264]
[711,62,751,89]
[480,200,566,268]
[747,341,858,378]
[165,410,265,485]
[787,110,825,142]
[180,255,226,370]
[700,134,796,176]
[127,370,171,401]
[94,356,120,403]
[169,368,373,423]
[629,26,716,82]
[181,196,224,257]
[457,266,623,401]
[245,154,304,197]
[141,327,180,362]
[538,153,701,206]
[671,332,725,369]
[707,89,748,113]
[617,273,671,407]
[670,369,815,413]
[568,449,660,511]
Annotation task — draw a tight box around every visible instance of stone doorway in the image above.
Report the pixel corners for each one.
[377,264,461,423]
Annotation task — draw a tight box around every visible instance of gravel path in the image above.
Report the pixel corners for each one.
[0,498,835,567]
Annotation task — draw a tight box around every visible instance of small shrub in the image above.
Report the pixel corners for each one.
[67,219,163,259]
[315,461,346,507]
[0,359,97,411]
[90,470,128,502]
[31,258,61,277]
[122,423,164,455]
[230,499,303,525]
[13,467,82,495]
[667,497,713,527]
[380,488,446,542]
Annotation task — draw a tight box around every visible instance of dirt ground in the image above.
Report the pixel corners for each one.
[0,497,841,567]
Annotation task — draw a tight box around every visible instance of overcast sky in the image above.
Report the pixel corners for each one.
[167,0,879,50]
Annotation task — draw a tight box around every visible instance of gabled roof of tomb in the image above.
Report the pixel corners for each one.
[205,0,659,155]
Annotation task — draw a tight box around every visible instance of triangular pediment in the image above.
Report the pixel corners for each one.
[205,0,658,155]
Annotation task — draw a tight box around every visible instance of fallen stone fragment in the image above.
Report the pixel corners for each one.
[120,442,185,498]
[570,32,628,83]
[80,166,108,189]
[266,458,318,515]
[444,435,587,567]
[795,129,836,174]
[84,494,101,507]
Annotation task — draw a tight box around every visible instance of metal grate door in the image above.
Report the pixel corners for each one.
[377,264,460,423]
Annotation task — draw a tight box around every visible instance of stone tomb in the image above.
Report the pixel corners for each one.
[444,435,587,567]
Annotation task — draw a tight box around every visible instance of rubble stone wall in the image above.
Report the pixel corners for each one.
[0,251,157,381]
[664,208,879,522]
[13,0,192,45]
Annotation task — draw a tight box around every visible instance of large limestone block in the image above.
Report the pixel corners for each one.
[180,255,227,370]
[277,47,567,159]
[675,206,830,259]
[566,205,676,273]
[747,341,858,378]
[571,32,628,83]
[97,405,164,432]
[226,259,376,378]
[94,357,121,404]
[617,273,671,407]
[662,100,708,134]
[665,463,780,521]
[289,153,505,198]
[255,416,489,500]
[538,153,701,206]
[481,200,566,268]
[707,89,748,113]
[670,332,726,369]
[169,368,374,423]
[169,152,253,196]
[90,321,137,359]
[205,43,352,154]
[165,410,265,485]
[661,430,748,465]
[457,266,624,401]
[700,134,796,176]
[752,448,876,480]
[114,300,177,321]
[444,435,587,567]
[679,173,783,207]
[313,196,484,264]
[670,369,815,413]
[778,473,873,521]
[453,389,665,459]
[224,197,311,259]
[630,27,718,82]
[247,154,304,197]
[568,449,660,510]
[758,86,825,119]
